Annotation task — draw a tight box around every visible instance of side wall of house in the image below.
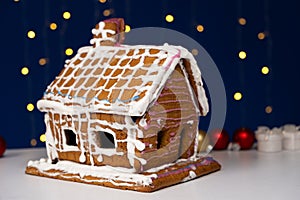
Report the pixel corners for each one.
[136,63,199,171]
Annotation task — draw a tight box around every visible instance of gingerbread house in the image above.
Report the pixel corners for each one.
[26,18,220,192]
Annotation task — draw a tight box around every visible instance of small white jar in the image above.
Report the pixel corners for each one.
[282,125,300,151]
[255,127,283,152]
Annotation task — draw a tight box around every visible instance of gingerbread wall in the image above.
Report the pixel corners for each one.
[46,111,133,168]
[136,62,199,171]
[46,112,84,163]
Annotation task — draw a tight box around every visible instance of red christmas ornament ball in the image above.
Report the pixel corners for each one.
[0,136,6,157]
[233,127,255,150]
[210,129,230,150]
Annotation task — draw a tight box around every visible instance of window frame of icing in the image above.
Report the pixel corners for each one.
[90,128,121,158]
[61,127,80,151]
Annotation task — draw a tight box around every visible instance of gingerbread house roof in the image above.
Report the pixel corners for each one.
[38,44,208,116]
[38,18,208,116]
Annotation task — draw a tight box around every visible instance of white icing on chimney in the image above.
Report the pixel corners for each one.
[90,21,116,47]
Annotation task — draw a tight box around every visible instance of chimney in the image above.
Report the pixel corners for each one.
[90,18,125,47]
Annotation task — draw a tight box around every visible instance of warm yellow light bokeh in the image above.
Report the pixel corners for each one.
[125,25,131,33]
[39,58,47,66]
[191,49,198,56]
[238,17,247,25]
[27,30,36,39]
[261,66,270,75]
[239,51,247,59]
[265,106,273,114]
[196,25,204,32]
[258,32,266,40]
[99,0,106,3]
[234,92,243,101]
[30,139,37,146]
[165,14,174,23]
[21,67,29,75]
[63,11,71,20]
[27,103,34,112]
[103,9,111,17]
[65,48,73,56]
[40,134,46,142]
[50,23,57,30]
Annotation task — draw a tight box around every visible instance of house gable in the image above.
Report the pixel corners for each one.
[133,64,200,170]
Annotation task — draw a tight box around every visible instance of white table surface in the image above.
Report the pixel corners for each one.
[0,148,299,200]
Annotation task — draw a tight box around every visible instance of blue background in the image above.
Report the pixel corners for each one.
[0,0,299,148]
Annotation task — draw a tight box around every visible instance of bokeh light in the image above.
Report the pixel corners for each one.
[125,25,131,33]
[40,134,46,142]
[21,67,29,75]
[63,11,71,20]
[50,23,57,30]
[265,106,273,114]
[65,48,73,56]
[27,103,34,112]
[238,51,247,59]
[258,32,266,40]
[196,25,204,32]
[30,139,37,147]
[191,49,198,56]
[238,17,247,25]
[39,58,47,66]
[27,30,36,39]
[165,14,174,23]
[103,9,111,17]
[234,92,243,101]
[99,0,106,3]
[261,66,270,75]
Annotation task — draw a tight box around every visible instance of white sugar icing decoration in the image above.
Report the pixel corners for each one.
[139,118,147,127]
[182,171,197,182]
[27,156,215,187]
[125,116,146,168]
[44,113,59,161]
[79,153,86,163]
[90,21,116,47]
[27,159,156,187]
[39,44,208,117]
[187,120,194,125]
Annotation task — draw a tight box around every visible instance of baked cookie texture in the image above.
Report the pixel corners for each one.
[26,18,221,192]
